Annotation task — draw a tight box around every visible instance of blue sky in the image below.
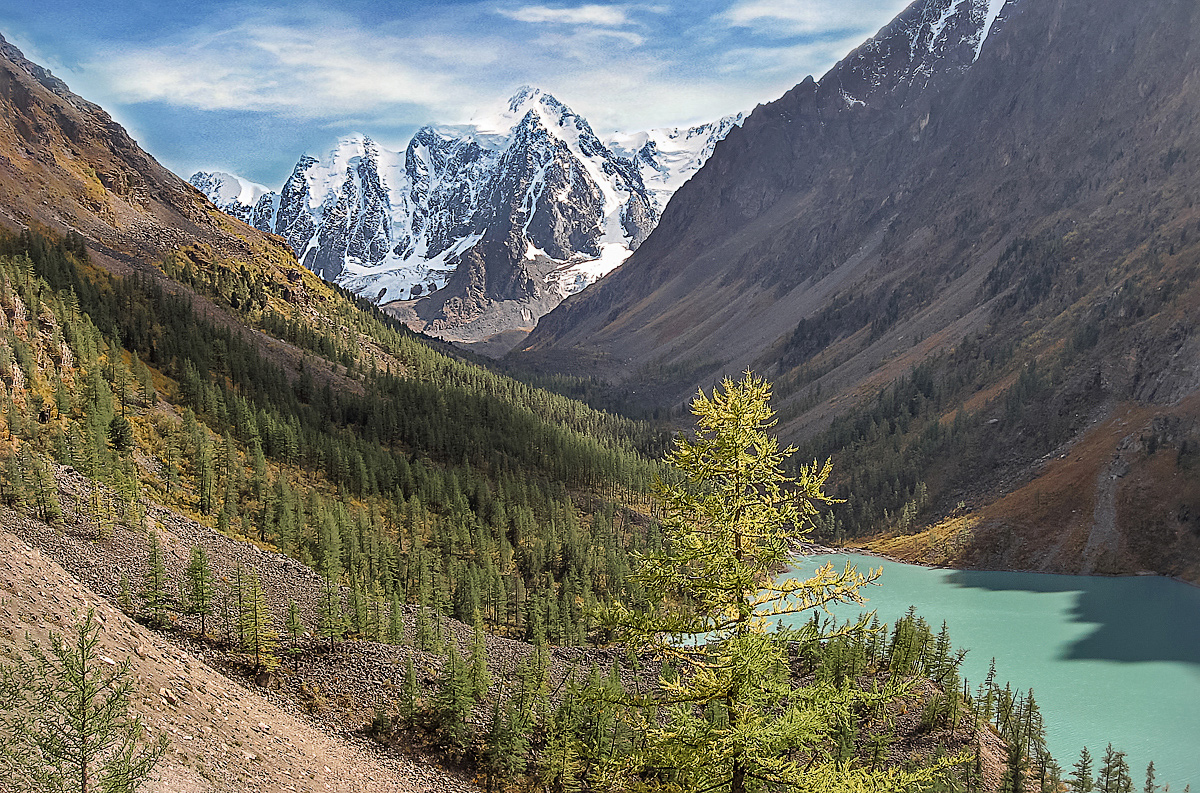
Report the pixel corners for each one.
[0,0,911,186]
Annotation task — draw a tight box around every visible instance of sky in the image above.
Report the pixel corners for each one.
[0,0,912,187]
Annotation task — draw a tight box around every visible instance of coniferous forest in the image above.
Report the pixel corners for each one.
[0,228,1165,791]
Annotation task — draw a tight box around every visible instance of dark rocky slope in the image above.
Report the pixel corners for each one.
[520,0,1200,578]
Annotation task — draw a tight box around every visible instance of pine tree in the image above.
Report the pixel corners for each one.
[196,434,215,515]
[133,352,156,405]
[141,529,171,626]
[387,592,405,644]
[0,450,25,508]
[596,372,942,793]
[399,654,419,724]
[415,576,436,651]
[238,571,278,672]
[1143,761,1158,793]
[0,609,168,792]
[468,613,492,701]
[285,599,304,671]
[544,691,585,793]
[348,575,367,636]
[185,544,215,637]
[316,575,344,652]
[482,695,521,791]
[118,574,133,614]
[1100,744,1133,793]
[24,448,63,525]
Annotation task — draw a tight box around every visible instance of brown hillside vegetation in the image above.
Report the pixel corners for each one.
[0,32,283,268]
[0,31,411,398]
[868,395,1200,582]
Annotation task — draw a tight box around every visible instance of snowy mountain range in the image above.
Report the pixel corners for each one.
[191,88,742,344]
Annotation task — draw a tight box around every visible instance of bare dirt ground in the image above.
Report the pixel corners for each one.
[0,527,480,793]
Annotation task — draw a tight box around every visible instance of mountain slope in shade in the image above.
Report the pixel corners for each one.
[190,89,742,346]
[523,0,1022,371]
[520,0,1200,578]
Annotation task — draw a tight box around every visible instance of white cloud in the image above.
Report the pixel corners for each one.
[74,0,908,161]
[722,0,911,38]
[716,34,871,79]
[83,5,684,129]
[87,12,495,122]
[499,4,632,26]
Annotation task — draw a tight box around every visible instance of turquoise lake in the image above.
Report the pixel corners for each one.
[782,554,1200,788]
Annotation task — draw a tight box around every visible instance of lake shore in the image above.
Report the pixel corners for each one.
[790,538,1200,590]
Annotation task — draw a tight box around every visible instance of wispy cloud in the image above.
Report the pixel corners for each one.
[498,4,632,26]
[721,0,911,38]
[716,34,872,79]
[83,4,709,131]
[38,0,912,182]
[87,10,497,123]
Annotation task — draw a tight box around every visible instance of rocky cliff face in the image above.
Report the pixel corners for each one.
[524,0,1198,391]
[191,89,742,345]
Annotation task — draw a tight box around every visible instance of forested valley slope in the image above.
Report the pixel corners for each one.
[0,26,1032,793]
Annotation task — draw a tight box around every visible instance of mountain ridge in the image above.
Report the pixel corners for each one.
[190,89,743,348]
[518,0,1200,579]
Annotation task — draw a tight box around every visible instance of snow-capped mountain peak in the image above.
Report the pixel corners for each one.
[835,0,1014,107]
[192,87,744,341]
[189,171,272,223]
[473,86,571,136]
[607,113,746,210]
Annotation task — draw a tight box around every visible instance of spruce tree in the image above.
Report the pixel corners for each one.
[185,544,215,638]
[433,641,475,755]
[596,372,942,793]
[107,414,133,454]
[0,609,168,792]
[141,529,171,626]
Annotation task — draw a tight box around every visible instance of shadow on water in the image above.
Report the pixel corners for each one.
[945,569,1200,666]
